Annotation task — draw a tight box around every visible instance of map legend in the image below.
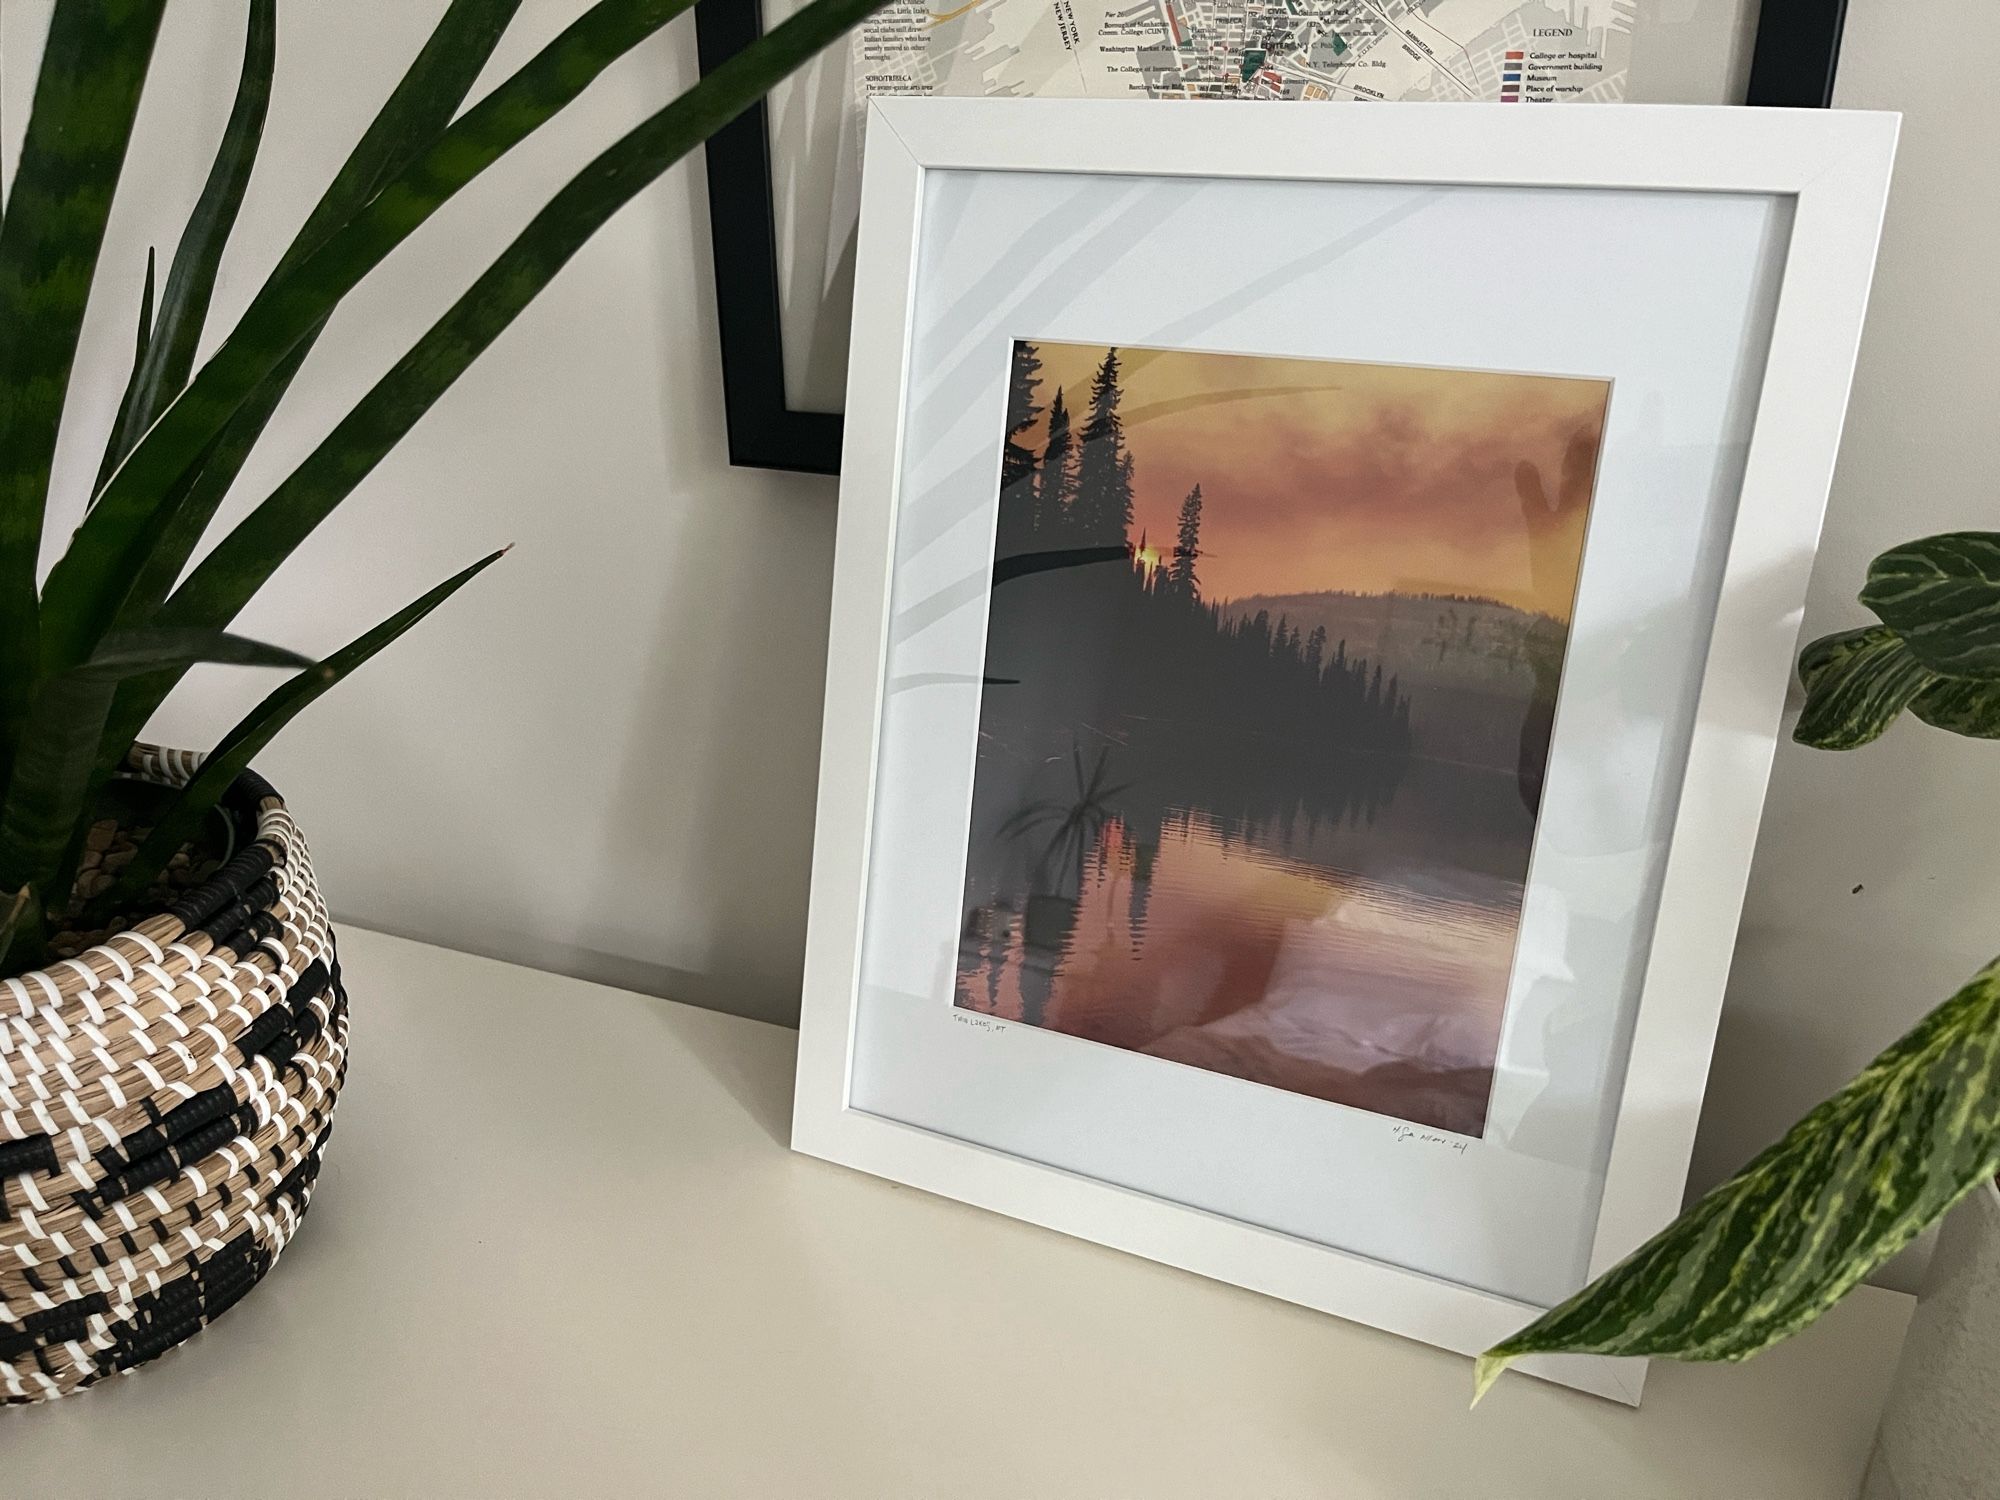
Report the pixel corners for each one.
[851,1,1631,118]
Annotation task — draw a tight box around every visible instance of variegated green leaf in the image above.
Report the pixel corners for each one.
[1792,625,1936,750]
[1797,624,1878,693]
[1859,532,2000,679]
[1476,955,2000,1403]
[1910,676,2000,739]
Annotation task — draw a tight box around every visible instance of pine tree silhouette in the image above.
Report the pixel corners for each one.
[1032,386,1075,538]
[1071,348,1133,547]
[995,342,1046,554]
[1168,483,1203,599]
[1001,341,1044,494]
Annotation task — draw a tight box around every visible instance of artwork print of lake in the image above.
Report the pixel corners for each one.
[955,339,1610,1137]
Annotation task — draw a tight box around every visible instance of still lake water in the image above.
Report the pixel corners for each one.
[956,757,1528,1136]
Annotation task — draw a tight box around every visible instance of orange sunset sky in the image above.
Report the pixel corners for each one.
[1018,341,1612,621]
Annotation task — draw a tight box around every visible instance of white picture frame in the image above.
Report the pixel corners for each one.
[793,98,1896,1404]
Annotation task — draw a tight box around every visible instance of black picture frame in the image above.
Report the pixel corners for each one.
[694,0,1850,476]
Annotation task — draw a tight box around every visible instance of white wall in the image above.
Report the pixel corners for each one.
[1686,1,2000,1285]
[4,3,1992,1285]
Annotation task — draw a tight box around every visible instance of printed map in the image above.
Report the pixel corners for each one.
[851,0,1631,106]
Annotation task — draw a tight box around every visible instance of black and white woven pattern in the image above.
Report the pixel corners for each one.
[0,750,344,1403]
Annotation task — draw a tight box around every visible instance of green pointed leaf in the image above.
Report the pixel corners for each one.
[1859,532,2000,679]
[161,0,886,638]
[0,885,42,978]
[42,0,696,679]
[0,631,312,896]
[61,0,530,891]
[94,246,158,497]
[98,549,505,916]
[276,0,527,281]
[97,0,523,577]
[117,0,527,583]
[1476,955,2000,1403]
[0,0,168,782]
[1910,676,2000,740]
[0,888,33,980]
[97,0,276,483]
[74,629,311,680]
[1792,625,1936,750]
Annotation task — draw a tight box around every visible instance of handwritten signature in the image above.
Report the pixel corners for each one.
[1390,1123,1470,1155]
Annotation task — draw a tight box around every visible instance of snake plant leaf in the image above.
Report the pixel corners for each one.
[0,632,312,899]
[158,0,886,639]
[79,0,531,817]
[96,0,277,485]
[94,247,159,498]
[71,629,311,680]
[0,0,168,783]
[1859,532,2000,679]
[108,0,528,598]
[1475,955,2000,1403]
[0,886,33,977]
[99,549,506,916]
[41,0,697,681]
[1792,624,1936,750]
[118,0,528,578]
[284,0,527,275]
[1910,675,2000,739]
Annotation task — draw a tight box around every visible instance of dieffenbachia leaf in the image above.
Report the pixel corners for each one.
[1792,624,1936,750]
[39,0,695,681]
[1797,625,1879,693]
[98,550,506,916]
[1475,954,2000,1403]
[96,0,276,484]
[0,632,311,900]
[156,0,887,639]
[94,247,160,497]
[1859,532,2000,679]
[1910,676,2000,739]
[0,0,168,784]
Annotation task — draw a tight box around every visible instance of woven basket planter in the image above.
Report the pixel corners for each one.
[0,746,344,1404]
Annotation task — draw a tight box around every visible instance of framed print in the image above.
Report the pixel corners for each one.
[792,97,1896,1403]
[693,0,1852,474]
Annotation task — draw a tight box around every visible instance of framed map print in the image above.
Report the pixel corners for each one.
[790,97,1895,1402]
[694,0,1852,472]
